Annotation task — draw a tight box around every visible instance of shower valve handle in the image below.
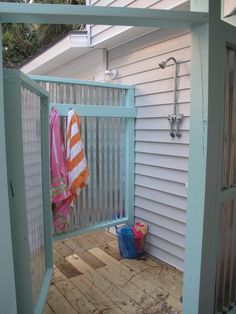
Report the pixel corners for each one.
[176,113,184,138]
[168,114,176,138]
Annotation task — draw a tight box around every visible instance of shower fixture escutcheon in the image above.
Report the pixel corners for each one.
[159,57,184,138]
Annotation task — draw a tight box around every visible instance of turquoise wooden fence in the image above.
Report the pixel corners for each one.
[3,70,53,314]
[31,75,135,241]
[0,2,235,314]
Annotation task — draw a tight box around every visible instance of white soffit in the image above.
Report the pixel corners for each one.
[223,0,236,17]
[21,1,190,75]
[21,32,91,75]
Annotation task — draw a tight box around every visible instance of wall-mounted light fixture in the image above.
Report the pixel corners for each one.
[104,69,118,80]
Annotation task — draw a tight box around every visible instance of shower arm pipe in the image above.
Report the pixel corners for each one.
[173,59,177,117]
[160,57,178,116]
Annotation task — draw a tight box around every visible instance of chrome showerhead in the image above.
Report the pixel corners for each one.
[159,61,166,69]
[159,57,178,69]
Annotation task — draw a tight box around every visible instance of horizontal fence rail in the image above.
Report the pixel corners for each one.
[33,76,135,240]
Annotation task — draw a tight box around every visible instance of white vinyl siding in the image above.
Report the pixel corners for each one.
[40,49,105,81]
[86,0,190,47]
[107,30,191,270]
[39,26,190,270]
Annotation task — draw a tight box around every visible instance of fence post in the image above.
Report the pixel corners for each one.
[125,87,135,225]
[0,25,18,314]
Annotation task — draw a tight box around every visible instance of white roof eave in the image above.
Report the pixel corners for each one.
[21,32,91,75]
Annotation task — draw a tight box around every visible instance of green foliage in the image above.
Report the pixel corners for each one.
[1,0,85,68]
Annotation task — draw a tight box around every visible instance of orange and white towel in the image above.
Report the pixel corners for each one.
[66,109,89,202]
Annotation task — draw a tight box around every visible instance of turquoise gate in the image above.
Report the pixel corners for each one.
[3,70,135,313]
[32,75,135,240]
[3,70,53,314]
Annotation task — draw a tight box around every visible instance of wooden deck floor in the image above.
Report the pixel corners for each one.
[43,230,183,314]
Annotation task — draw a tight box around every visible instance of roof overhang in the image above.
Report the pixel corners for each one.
[223,0,236,17]
[20,2,193,75]
[21,32,91,75]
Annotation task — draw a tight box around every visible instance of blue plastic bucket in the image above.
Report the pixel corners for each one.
[116,225,145,259]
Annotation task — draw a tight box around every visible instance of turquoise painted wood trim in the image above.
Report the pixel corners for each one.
[41,97,53,270]
[183,2,236,311]
[228,306,236,314]
[49,103,136,118]
[125,89,135,225]
[182,22,209,314]
[0,25,17,314]
[34,268,53,314]
[0,3,208,28]
[31,75,134,90]
[222,20,236,45]
[20,72,49,97]
[4,72,34,314]
[224,15,236,27]
[3,69,49,97]
[190,0,209,12]
[53,217,129,241]
[220,187,236,203]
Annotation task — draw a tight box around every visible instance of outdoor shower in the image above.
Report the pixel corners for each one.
[159,57,184,137]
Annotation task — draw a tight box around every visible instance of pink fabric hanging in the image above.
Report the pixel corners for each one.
[50,108,71,231]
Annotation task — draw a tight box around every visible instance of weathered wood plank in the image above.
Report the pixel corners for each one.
[121,258,182,300]
[57,260,82,278]
[99,242,123,261]
[78,251,106,269]
[89,248,173,311]
[53,240,73,257]
[89,247,134,281]
[67,254,111,292]
[52,268,98,313]
[89,247,182,312]
[46,285,77,314]
[67,254,140,313]
[49,232,182,313]
[70,274,125,314]
[53,248,64,267]
[43,302,55,314]
[104,285,140,313]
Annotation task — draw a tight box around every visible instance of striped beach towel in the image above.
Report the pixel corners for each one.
[66,109,89,203]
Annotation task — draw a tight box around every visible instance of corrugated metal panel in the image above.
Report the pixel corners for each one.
[21,87,45,306]
[107,31,190,270]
